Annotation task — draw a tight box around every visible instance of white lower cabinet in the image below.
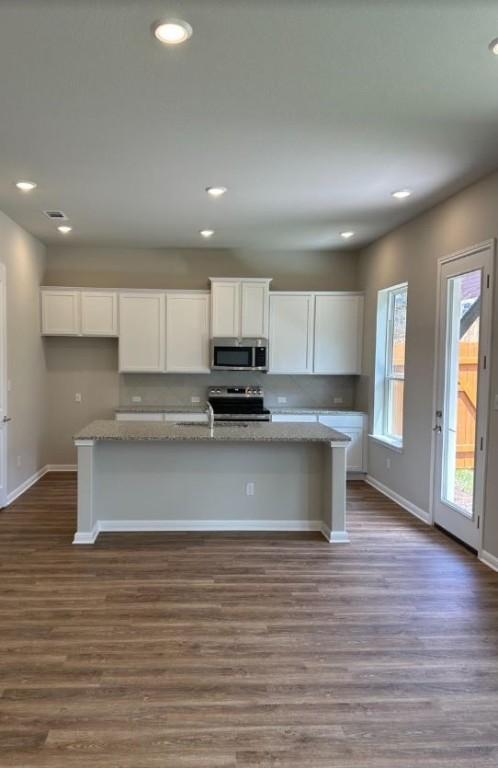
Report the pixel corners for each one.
[271,414,317,423]
[119,292,165,373]
[116,413,164,422]
[318,414,367,472]
[271,411,367,472]
[116,412,208,423]
[166,293,210,373]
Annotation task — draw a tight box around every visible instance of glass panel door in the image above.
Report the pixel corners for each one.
[433,244,492,552]
[441,269,481,517]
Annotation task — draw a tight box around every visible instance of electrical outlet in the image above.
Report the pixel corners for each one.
[246,482,255,496]
[132,396,142,403]
[191,396,201,404]
[494,394,498,411]
[75,393,82,403]
[277,396,287,404]
[386,457,391,470]
[16,455,21,468]
[333,397,343,404]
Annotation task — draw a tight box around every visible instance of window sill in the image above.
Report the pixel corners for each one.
[368,434,404,454]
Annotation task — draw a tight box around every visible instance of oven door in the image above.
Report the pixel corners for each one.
[211,344,254,370]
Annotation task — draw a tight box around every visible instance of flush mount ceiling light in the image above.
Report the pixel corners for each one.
[200,229,214,238]
[57,225,72,234]
[15,180,37,192]
[488,38,498,55]
[340,231,355,240]
[206,186,227,198]
[153,19,193,45]
[392,188,413,200]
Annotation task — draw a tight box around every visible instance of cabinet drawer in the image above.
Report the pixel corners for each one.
[271,414,317,423]
[162,413,208,423]
[116,413,164,422]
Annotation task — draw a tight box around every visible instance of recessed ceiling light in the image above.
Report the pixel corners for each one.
[392,188,413,200]
[340,231,355,240]
[489,38,498,55]
[200,229,214,238]
[153,19,193,45]
[57,225,72,234]
[206,186,227,198]
[15,180,37,192]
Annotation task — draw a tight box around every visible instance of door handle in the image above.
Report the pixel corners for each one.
[433,425,441,433]
[2,416,11,423]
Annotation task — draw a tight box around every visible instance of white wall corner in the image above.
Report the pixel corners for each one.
[479,550,498,572]
[365,475,431,524]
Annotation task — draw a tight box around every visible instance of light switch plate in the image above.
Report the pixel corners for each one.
[333,397,343,404]
[191,396,201,404]
[277,396,287,404]
[75,393,82,403]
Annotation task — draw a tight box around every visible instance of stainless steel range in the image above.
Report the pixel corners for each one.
[208,386,271,422]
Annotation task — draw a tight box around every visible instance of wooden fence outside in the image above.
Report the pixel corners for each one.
[393,341,478,469]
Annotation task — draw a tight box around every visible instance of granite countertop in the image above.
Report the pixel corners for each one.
[115,405,366,416]
[75,420,350,444]
[270,407,366,416]
[115,405,206,413]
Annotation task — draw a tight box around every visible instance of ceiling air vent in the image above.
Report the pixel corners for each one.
[43,210,68,221]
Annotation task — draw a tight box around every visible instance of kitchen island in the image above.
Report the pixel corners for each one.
[73,420,350,544]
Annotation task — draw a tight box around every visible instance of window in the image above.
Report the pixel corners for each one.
[372,283,408,449]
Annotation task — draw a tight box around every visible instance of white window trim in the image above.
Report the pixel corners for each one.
[372,282,407,450]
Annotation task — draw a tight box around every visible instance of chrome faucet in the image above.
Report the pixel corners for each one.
[206,402,215,435]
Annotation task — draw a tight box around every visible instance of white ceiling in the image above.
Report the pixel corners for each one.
[1,0,498,249]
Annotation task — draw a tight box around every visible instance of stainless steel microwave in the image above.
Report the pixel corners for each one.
[210,338,269,371]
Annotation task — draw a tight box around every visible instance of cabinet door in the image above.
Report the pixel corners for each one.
[41,290,80,335]
[319,416,365,472]
[116,413,164,422]
[119,293,165,372]
[81,292,118,336]
[211,281,240,337]
[241,281,269,338]
[269,294,314,373]
[314,295,363,374]
[166,293,210,373]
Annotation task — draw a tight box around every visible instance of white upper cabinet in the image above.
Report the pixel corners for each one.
[313,294,363,374]
[269,293,314,374]
[41,290,81,336]
[81,291,118,337]
[240,281,269,337]
[210,280,240,337]
[119,292,165,373]
[210,278,271,338]
[166,293,210,373]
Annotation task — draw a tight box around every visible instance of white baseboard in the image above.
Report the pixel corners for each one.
[479,549,498,572]
[45,464,77,472]
[6,464,77,506]
[6,466,47,505]
[73,524,99,545]
[365,474,431,525]
[72,519,332,544]
[320,523,350,543]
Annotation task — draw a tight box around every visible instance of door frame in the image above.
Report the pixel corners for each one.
[429,238,495,553]
[0,262,7,508]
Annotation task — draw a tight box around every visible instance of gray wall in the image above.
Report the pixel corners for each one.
[43,245,361,464]
[358,170,498,559]
[44,245,359,292]
[0,209,47,495]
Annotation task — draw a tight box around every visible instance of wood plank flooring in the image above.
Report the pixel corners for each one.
[1,472,498,767]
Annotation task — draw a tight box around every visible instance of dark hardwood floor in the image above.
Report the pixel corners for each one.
[1,472,498,767]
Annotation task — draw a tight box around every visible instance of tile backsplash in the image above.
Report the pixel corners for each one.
[119,373,357,409]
